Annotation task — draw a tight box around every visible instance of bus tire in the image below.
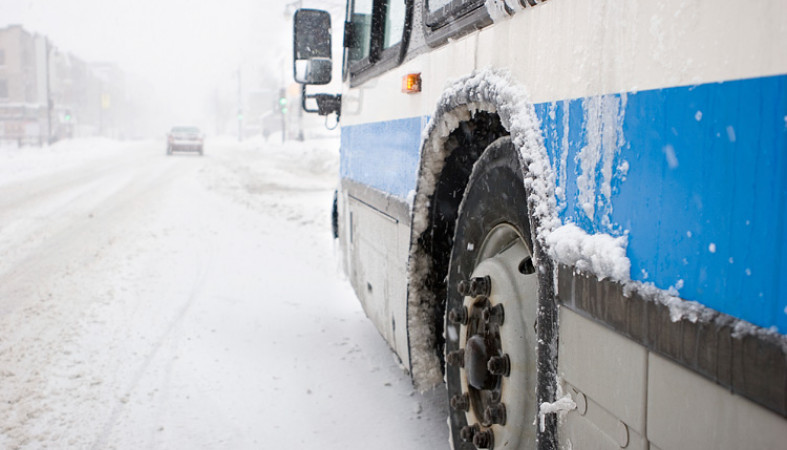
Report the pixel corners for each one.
[445,136,539,450]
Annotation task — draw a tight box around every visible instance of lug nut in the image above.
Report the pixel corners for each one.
[450,392,470,411]
[457,280,471,296]
[519,256,536,274]
[484,403,507,426]
[460,423,480,442]
[469,276,491,297]
[446,349,465,368]
[448,306,468,325]
[482,304,505,325]
[473,295,490,307]
[488,354,510,377]
[473,429,495,449]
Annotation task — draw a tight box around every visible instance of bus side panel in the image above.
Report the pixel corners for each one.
[558,306,787,450]
[536,75,787,333]
[339,117,423,365]
[340,118,422,199]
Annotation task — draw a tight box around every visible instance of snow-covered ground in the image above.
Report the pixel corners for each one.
[0,137,448,449]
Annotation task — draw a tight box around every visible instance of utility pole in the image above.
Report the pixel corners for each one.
[297,89,304,141]
[237,66,243,142]
[99,82,104,136]
[45,38,52,145]
[278,88,287,143]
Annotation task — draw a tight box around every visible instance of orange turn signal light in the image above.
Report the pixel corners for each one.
[402,73,422,94]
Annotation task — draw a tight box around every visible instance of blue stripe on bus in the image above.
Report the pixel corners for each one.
[536,74,787,333]
[341,74,787,332]
[340,116,425,199]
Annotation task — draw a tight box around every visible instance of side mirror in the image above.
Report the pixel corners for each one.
[293,9,332,85]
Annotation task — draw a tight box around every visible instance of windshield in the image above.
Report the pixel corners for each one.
[171,127,201,134]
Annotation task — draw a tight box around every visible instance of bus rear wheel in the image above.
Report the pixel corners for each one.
[445,137,539,450]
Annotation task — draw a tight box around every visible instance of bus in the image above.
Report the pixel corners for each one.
[292,1,787,448]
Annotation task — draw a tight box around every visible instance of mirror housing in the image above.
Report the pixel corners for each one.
[293,9,332,85]
[300,86,341,117]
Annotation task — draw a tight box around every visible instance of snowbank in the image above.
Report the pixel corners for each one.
[0,138,140,186]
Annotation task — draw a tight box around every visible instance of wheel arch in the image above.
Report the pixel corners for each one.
[405,68,561,444]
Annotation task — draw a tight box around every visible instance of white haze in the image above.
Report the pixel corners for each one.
[0,0,344,135]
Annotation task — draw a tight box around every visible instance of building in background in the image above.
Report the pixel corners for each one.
[0,25,46,145]
[89,62,127,139]
[0,24,129,146]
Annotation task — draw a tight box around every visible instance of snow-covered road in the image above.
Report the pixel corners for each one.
[0,138,448,449]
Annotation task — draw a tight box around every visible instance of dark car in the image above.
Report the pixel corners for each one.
[167,126,204,155]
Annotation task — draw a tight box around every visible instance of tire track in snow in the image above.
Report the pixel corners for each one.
[90,254,213,450]
[0,155,184,317]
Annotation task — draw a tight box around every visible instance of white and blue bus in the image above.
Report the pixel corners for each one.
[293,1,786,448]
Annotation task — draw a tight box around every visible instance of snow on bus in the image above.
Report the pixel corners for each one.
[294,1,786,449]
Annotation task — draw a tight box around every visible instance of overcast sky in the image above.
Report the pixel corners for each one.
[0,0,298,128]
[1,0,289,78]
[0,0,345,132]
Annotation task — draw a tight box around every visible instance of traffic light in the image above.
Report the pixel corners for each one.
[64,111,72,122]
[278,89,287,114]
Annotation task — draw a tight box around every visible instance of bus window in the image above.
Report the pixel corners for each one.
[426,0,453,12]
[423,0,490,46]
[348,0,373,63]
[383,0,406,49]
[426,0,484,16]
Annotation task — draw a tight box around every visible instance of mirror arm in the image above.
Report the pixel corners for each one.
[301,85,341,119]
[301,84,319,114]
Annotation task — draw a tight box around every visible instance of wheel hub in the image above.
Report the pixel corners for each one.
[447,224,539,449]
[464,334,495,390]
